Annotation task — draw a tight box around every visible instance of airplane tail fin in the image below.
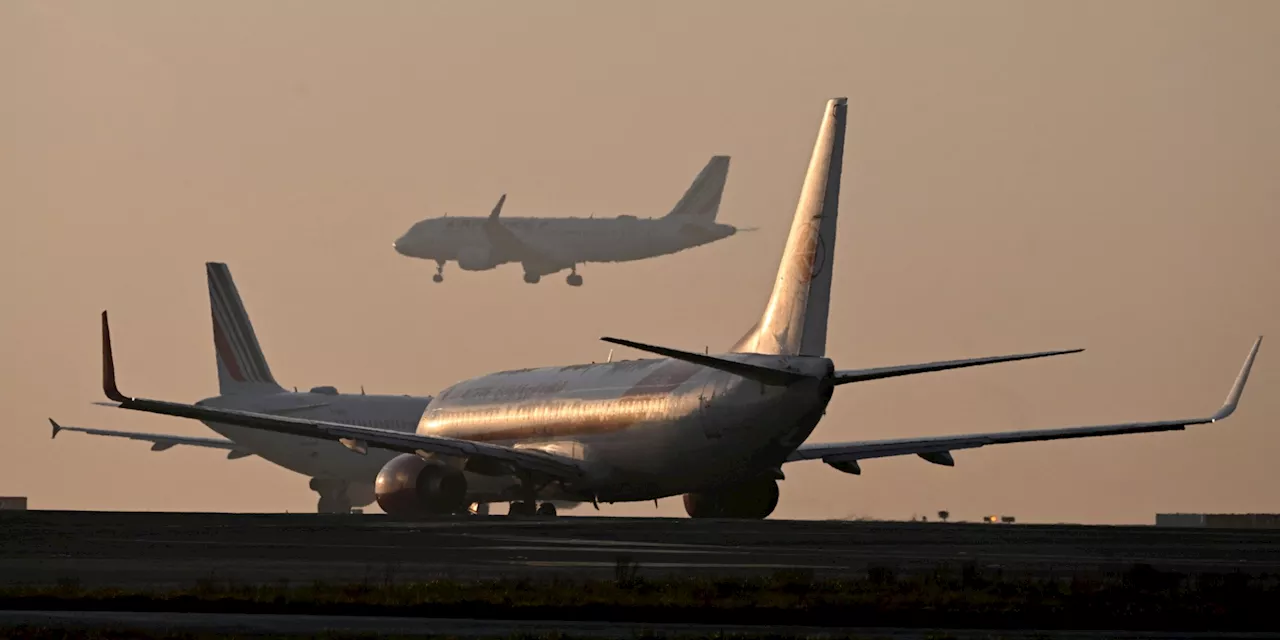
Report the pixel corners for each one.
[731,98,847,357]
[207,262,284,395]
[663,155,731,222]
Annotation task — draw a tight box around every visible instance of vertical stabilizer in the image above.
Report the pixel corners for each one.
[731,98,847,357]
[663,155,731,222]
[207,262,284,395]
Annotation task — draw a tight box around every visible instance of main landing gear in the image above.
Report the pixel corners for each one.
[432,260,445,283]
[508,501,558,517]
[566,265,583,287]
[310,478,352,514]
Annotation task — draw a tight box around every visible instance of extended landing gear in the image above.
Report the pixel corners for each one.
[508,501,558,517]
[311,478,352,514]
[566,265,583,287]
[523,272,541,284]
[432,260,445,283]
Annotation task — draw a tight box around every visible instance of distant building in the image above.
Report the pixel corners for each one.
[0,497,27,511]
[1156,513,1280,529]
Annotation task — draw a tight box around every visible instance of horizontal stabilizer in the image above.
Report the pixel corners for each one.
[833,348,1083,385]
[600,337,810,386]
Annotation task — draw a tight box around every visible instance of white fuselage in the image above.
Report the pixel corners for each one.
[418,353,835,504]
[394,215,737,270]
[197,391,431,484]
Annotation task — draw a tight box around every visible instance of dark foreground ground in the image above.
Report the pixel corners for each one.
[4,511,1280,638]
[4,510,1280,587]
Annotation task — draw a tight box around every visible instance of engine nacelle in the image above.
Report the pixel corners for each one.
[683,477,780,519]
[456,246,496,271]
[374,453,468,517]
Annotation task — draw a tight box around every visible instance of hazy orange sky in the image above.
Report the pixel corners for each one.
[2,1,1277,523]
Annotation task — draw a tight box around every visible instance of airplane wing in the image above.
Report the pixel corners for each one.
[48,418,253,459]
[96,311,584,482]
[481,195,572,276]
[787,337,1261,473]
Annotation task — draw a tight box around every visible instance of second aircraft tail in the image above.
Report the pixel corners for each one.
[207,262,285,395]
[663,155,731,222]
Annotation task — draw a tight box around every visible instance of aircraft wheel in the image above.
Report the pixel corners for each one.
[317,494,350,514]
[566,274,583,287]
[509,501,537,517]
[523,273,541,284]
[432,274,444,283]
[536,502,558,517]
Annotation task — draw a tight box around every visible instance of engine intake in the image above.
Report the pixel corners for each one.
[374,453,468,517]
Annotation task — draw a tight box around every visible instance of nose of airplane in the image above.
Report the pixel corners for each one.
[393,233,413,256]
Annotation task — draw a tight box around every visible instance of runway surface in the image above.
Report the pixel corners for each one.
[3,510,1280,588]
[5,610,1280,639]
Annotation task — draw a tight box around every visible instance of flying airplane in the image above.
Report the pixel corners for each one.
[88,97,1260,519]
[50,262,435,514]
[393,155,750,286]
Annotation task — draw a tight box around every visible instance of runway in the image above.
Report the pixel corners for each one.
[3,510,1279,588]
[5,610,1280,639]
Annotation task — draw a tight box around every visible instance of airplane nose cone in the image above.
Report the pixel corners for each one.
[393,235,412,256]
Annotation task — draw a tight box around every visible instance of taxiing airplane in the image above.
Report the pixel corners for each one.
[51,262,435,514]
[393,155,749,286]
[89,98,1260,519]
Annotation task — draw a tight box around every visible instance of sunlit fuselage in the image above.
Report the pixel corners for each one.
[418,354,835,503]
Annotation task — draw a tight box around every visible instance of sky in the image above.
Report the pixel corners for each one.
[2,0,1277,524]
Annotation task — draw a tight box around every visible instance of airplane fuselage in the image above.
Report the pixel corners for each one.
[395,215,738,270]
[419,353,835,503]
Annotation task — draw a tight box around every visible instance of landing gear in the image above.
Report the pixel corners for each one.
[566,265,583,287]
[432,260,445,283]
[523,272,541,284]
[310,478,353,514]
[508,501,559,517]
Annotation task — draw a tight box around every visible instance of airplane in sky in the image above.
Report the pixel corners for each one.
[393,155,750,286]
[50,262,435,514]
[88,97,1260,519]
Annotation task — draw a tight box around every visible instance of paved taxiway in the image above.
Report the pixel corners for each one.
[3,511,1279,588]
[5,611,1280,639]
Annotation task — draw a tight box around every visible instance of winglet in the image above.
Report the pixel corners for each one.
[490,194,507,220]
[1211,336,1262,421]
[101,310,128,403]
[49,418,62,439]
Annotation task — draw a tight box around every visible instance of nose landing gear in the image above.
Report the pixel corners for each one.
[432,260,445,283]
[566,265,583,287]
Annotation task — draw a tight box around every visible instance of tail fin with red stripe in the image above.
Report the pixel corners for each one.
[207,262,284,395]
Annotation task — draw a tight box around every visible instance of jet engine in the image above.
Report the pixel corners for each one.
[456,246,496,271]
[374,453,469,517]
[682,477,780,519]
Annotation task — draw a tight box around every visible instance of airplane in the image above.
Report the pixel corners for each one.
[393,155,751,286]
[87,97,1260,519]
[49,262,436,514]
